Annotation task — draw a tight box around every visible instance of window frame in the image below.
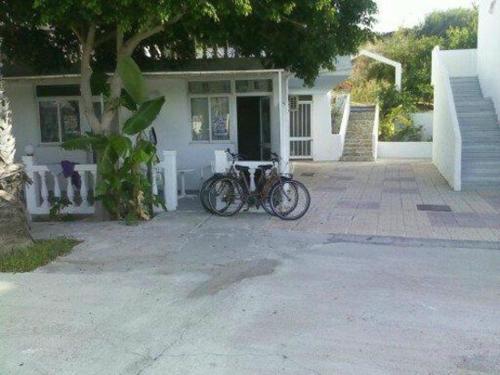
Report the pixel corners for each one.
[37,96,104,145]
[189,93,232,143]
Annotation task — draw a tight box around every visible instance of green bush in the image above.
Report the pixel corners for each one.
[379,105,423,142]
[63,57,165,221]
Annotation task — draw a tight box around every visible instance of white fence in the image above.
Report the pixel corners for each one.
[372,103,380,160]
[22,150,179,216]
[378,142,432,159]
[331,94,351,161]
[431,46,468,191]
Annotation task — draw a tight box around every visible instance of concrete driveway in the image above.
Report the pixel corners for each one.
[1,208,500,374]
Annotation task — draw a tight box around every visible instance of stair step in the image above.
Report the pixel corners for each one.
[456,104,495,112]
[462,184,500,192]
[458,111,497,116]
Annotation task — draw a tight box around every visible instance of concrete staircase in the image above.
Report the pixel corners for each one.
[451,77,500,190]
[341,106,376,162]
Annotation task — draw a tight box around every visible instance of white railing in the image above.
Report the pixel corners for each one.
[431,46,464,191]
[435,49,477,78]
[372,103,380,161]
[332,94,351,160]
[22,150,179,216]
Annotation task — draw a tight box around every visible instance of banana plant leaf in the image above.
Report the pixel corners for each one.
[117,56,146,105]
[122,97,165,135]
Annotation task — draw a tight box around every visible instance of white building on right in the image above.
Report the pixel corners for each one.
[432,0,500,191]
[477,0,500,115]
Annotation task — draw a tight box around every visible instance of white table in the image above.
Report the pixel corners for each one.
[234,161,274,192]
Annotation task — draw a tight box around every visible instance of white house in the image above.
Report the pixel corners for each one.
[432,0,500,191]
[4,56,352,193]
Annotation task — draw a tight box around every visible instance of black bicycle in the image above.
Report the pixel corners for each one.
[200,150,310,220]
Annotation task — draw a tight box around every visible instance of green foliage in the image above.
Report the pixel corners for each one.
[1,0,377,85]
[49,196,72,220]
[348,7,478,108]
[350,79,382,104]
[63,57,165,220]
[0,238,80,273]
[65,132,164,220]
[122,97,166,135]
[379,105,422,142]
[377,86,421,142]
[417,7,478,41]
[117,57,146,105]
[346,6,478,142]
[377,86,416,118]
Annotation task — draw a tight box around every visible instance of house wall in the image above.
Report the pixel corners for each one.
[478,0,500,120]
[5,78,92,165]
[5,73,284,190]
[378,142,432,159]
[288,89,337,161]
[311,92,335,161]
[411,111,433,140]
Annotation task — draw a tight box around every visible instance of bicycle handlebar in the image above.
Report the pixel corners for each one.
[225,148,246,162]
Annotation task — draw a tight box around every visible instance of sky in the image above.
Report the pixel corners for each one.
[374,0,476,32]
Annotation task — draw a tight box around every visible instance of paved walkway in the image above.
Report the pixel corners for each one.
[269,159,500,242]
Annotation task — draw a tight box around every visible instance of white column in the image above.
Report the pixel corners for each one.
[22,156,37,215]
[395,63,403,92]
[279,73,291,173]
[40,170,50,210]
[162,150,178,211]
[80,171,89,207]
[214,150,229,173]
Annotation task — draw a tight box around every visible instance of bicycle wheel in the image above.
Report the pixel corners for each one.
[199,174,222,213]
[208,177,245,216]
[270,180,311,220]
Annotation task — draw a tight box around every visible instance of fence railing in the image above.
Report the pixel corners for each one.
[22,150,179,216]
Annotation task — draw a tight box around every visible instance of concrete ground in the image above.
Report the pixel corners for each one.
[1,203,500,374]
[272,160,500,242]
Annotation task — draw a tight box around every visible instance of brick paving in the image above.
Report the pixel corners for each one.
[270,160,500,242]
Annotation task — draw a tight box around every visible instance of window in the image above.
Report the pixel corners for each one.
[191,98,210,141]
[235,79,273,93]
[36,84,109,143]
[39,99,81,143]
[190,97,230,142]
[188,81,231,95]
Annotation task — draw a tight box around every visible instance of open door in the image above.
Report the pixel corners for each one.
[259,97,271,160]
[237,96,271,160]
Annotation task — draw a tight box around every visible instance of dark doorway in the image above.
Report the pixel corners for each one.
[237,96,271,160]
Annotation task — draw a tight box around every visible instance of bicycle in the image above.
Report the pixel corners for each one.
[202,149,311,220]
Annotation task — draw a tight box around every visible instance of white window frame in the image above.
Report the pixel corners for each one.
[189,94,232,143]
[37,96,103,145]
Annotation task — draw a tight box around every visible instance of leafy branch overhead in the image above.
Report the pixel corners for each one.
[1,0,377,84]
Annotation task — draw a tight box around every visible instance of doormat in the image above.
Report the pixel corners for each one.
[417,204,452,212]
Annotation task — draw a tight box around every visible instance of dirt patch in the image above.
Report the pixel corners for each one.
[189,258,280,298]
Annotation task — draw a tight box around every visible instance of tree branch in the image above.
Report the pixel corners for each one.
[79,23,102,133]
[71,26,84,45]
[95,30,117,48]
[120,12,185,56]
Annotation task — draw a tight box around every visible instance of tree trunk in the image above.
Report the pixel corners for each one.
[0,52,33,253]
[0,198,32,255]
